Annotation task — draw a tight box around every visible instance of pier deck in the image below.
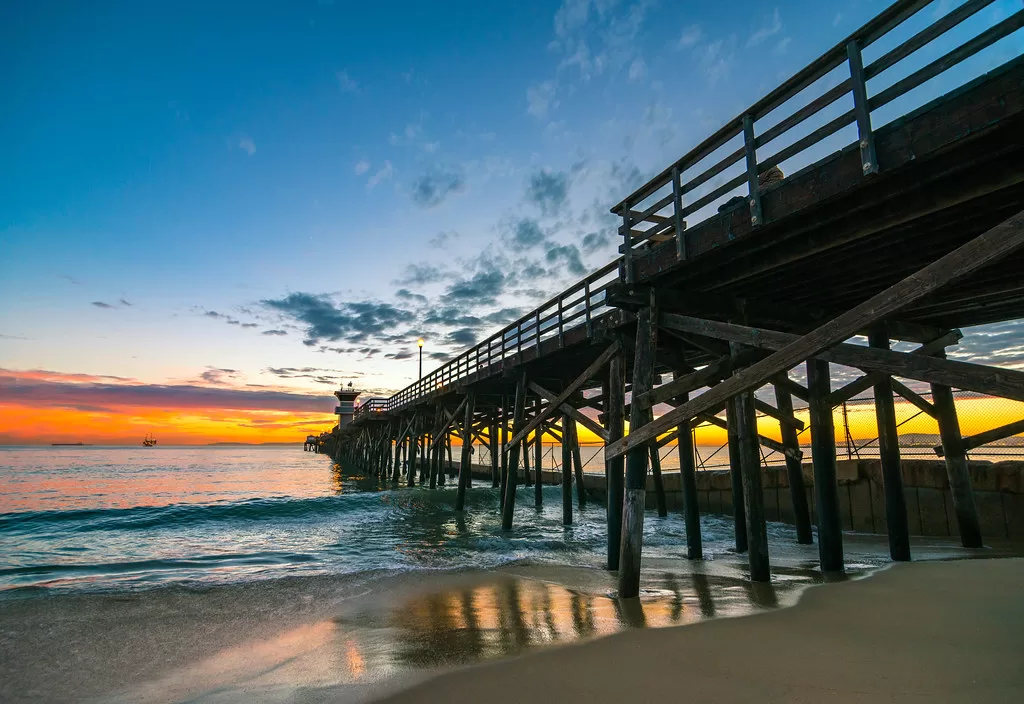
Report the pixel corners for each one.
[330,0,1024,595]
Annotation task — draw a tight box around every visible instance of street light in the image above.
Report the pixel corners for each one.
[417,338,424,379]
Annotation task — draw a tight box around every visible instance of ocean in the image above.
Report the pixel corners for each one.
[1,444,965,702]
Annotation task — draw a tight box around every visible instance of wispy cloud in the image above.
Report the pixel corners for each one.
[91,301,116,309]
[237,136,256,156]
[747,8,782,48]
[677,24,702,49]
[353,159,370,175]
[366,160,393,190]
[409,165,465,208]
[336,70,358,92]
[527,81,558,118]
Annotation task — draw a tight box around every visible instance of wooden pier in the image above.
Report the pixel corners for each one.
[324,0,1024,596]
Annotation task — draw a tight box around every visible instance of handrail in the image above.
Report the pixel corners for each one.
[612,0,1016,280]
[383,259,620,413]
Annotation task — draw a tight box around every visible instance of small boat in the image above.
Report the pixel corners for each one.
[142,434,158,447]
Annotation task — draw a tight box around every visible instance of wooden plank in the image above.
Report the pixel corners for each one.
[561,412,573,525]
[774,382,813,544]
[429,396,468,449]
[737,388,770,581]
[455,393,476,511]
[633,355,732,411]
[935,417,1024,456]
[507,342,620,449]
[529,381,609,442]
[675,384,703,559]
[891,379,937,418]
[661,314,1024,403]
[931,366,983,548]
[649,444,667,518]
[754,398,804,431]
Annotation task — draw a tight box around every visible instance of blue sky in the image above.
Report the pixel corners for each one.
[1,0,1022,405]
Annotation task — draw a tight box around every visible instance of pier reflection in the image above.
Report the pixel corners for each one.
[369,571,788,669]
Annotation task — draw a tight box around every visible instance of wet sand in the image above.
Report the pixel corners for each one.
[380,557,1024,704]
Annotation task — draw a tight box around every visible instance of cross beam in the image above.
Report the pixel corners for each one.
[606,209,1024,460]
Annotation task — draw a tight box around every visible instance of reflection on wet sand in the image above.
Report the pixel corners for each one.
[360,568,810,669]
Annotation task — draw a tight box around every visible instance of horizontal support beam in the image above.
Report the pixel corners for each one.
[695,412,803,461]
[933,417,1024,457]
[891,379,937,418]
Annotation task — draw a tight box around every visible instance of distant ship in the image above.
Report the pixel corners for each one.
[142,434,157,447]
[52,442,88,446]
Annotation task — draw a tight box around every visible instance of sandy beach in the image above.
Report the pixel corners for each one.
[380,557,1024,704]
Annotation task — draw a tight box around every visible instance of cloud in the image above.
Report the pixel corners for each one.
[261,293,410,345]
[265,366,356,385]
[582,229,613,251]
[445,267,506,305]
[773,37,791,56]
[395,288,428,304]
[747,8,782,48]
[410,165,465,208]
[200,367,241,385]
[446,327,478,346]
[366,160,393,190]
[525,169,570,216]
[336,70,358,92]
[237,136,256,155]
[697,37,737,85]
[428,230,459,248]
[527,81,558,118]
[0,369,334,413]
[546,243,586,276]
[262,329,288,336]
[677,24,702,49]
[118,297,132,306]
[628,57,647,82]
[91,301,116,309]
[507,218,549,249]
[395,263,448,285]
[354,159,371,175]
[833,13,842,27]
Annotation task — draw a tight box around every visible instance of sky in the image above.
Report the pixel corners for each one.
[1,0,1022,444]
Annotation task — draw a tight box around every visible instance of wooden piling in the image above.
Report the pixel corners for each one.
[930,359,983,548]
[619,305,656,599]
[726,395,748,553]
[606,353,625,570]
[500,400,509,504]
[561,412,573,525]
[675,388,702,559]
[490,416,500,488]
[407,430,418,487]
[501,374,528,530]
[773,381,813,544]
[807,359,844,572]
[736,389,770,582]
[868,327,911,561]
[648,444,667,517]
[455,393,476,511]
[569,418,586,508]
[534,418,544,508]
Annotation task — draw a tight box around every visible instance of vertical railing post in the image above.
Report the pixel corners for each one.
[671,166,686,261]
[742,115,762,227]
[584,280,593,337]
[621,205,634,285]
[557,295,564,348]
[847,39,878,176]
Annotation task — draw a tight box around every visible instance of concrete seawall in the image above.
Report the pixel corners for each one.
[466,459,1024,540]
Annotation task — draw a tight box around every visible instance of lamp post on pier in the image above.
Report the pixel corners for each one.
[417,338,424,379]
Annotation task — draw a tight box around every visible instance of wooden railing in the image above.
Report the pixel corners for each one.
[613,0,1023,282]
[353,397,388,421]
[384,259,621,413]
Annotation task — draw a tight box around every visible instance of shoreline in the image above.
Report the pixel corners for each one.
[3,532,1019,702]
[376,556,1024,704]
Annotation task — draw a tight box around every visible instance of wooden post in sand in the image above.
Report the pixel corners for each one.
[674,384,702,559]
[736,388,770,582]
[501,373,528,530]
[649,444,667,518]
[455,393,476,511]
[619,305,656,599]
[534,408,544,508]
[561,413,573,525]
[569,418,586,508]
[808,359,844,572]
[606,352,625,570]
[774,380,813,544]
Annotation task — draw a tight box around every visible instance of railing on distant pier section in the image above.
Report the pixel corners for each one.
[353,397,388,421]
[614,0,1022,281]
[382,259,621,414]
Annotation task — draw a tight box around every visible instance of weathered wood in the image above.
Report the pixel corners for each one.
[606,353,626,570]
[674,383,702,559]
[726,394,748,553]
[529,381,609,442]
[500,400,509,504]
[660,315,1024,404]
[568,419,586,508]
[754,398,804,431]
[736,389,770,581]
[891,379,937,418]
[507,342,620,449]
[534,412,544,508]
[869,326,911,562]
[608,209,1024,461]
[633,355,732,411]
[847,39,878,176]
[455,393,476,511]
[619,305,656,599]
[561,413,573,525]
[696,411,802,461]
[935,417,1024,456]
[808,359,844,572]
[648,444,667,518]
[490,417,500,487]
[774,381,813,544]
[501,374,528,530]
[429,396,468,449]
[931,364,983,548]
